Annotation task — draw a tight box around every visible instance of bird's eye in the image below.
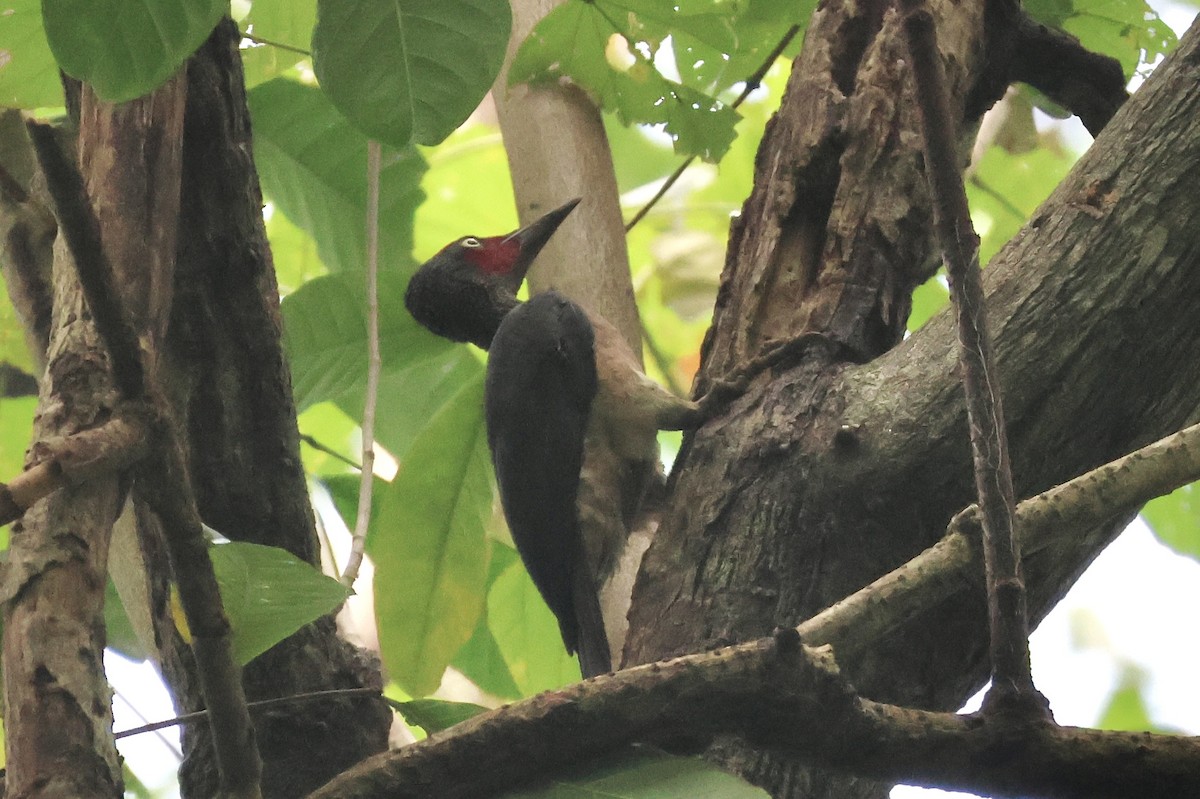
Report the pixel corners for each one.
[461,237,482,248]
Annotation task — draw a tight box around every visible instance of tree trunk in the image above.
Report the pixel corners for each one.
[146,22,392,798]
[625,4,1200,798]
[0,20,393,798]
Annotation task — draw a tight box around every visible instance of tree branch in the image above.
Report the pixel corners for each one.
[0,413,150,524]
[494,0,643,355]
[305,414,1200,798]
[901,0,1042,713]
[1011,15,1128,136]
[308,627,1200,799]
[803,419,1200,657]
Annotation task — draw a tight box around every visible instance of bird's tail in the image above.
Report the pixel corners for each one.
[572,553,612,678]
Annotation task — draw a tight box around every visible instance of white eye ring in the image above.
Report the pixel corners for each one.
[461,237,482,248]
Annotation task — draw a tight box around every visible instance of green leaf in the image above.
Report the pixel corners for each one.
[370,370,492,697]
[1142,483,1200,562]
[41,0,225,102]
[312,0,511,147]
[967,144,1074,266]
[281,268,488,463]
[509,1,740,161]
[281,269,452,410]
[488,559,580,695]
[414,124,517,260]
[104,577,148,662]
[249,78,427,274]
[265,204,326,296]
[397,698,488,735]
[210,541,351,665]
[1059,0,1177,78]
[453,543,522,699]
[501,749,771,798]
[0,0,62,108]
[297,402,360,477]
[908,272,949,332]
[0,396,35,484]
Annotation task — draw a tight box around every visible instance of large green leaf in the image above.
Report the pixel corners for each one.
[282,270,450,409]
[488,559,580,695]
[1142,483,1200,562]
[41,0,224,102]
[453,542,522,699]
[312,0,511,147]
[413,124,517,260]
[501,749,770,798]
[370,370,492,697]
[210,541,351,665]
[265,204,326,296]
[0,0,61,108]
[1062,0,1177,78]
[249,78,427,274]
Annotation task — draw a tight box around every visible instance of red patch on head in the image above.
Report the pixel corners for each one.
[463,236,521,275]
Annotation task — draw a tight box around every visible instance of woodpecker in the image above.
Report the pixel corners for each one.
[404,199,708,677]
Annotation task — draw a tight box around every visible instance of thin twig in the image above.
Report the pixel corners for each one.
[968,175,1025,222]
[300,433,362,471]
[900,0,1043,715]
[341,141,383,587]
[624,25,802,232]
[242,32,311,57]
[115,687,397,740]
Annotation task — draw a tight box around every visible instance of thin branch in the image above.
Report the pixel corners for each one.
[299,433,362,471]
[1010,14,1127,137]
[0,414,150,524]
[901,0,1043,715]
[25,123,144,400]
[241,32,311,57]
[803,419,1200,657]
[968,174,1025,222]
[115,687,394,741]
[341,140,382,587]
[624,25,801,232]
[640,323,684,396]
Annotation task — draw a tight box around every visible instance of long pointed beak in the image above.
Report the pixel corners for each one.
[501,197,581,291]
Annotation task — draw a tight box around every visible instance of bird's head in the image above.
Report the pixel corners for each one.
[405,198,581,349]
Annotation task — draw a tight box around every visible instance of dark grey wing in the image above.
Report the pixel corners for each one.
[485,291,610,674]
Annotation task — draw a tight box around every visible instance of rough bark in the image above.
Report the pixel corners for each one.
[1,254,123,799]
[626,6,1200,799]
[1,69,190,799]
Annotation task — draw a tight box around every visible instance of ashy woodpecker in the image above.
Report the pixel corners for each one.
[405,199,708,677]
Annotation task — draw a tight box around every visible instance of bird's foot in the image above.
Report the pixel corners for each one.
[695,333,846,420]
